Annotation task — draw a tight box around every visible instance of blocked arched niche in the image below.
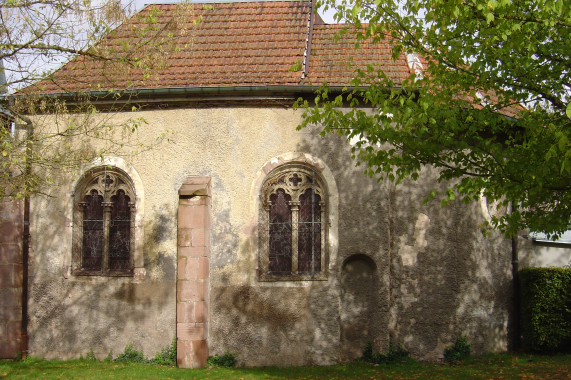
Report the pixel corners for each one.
[339,254,379,361]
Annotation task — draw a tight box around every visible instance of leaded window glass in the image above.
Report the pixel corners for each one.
[74,167,135,275]
[259,164,326,280]
[298,188,321,274]
[82,190,104,271]
[269,189,292,274]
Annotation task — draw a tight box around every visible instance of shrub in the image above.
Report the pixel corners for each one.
[519,267,571,353]
[362,342,410,365]
[444,336,471,364]
[373,343,410,364]
[207,351,236,367]
[109,339,177,366]
[151,338,177,366]
[114,344,147,363]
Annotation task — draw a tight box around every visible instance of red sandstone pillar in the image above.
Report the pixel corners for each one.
[177,177,210,368]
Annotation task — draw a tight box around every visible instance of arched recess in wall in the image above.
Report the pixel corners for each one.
[64,157,145,279]
[251,152,338,282]
[339,254,379,361]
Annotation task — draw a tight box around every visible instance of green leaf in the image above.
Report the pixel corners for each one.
[296,0,570,237]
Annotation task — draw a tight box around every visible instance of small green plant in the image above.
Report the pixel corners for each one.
[207,351,236,367]
[373,343,410,364]
[85,349,97,361]
[114,344,147,363]
[444,336,471,364]
[362,341,374,362]
[104,350,113,362]
[151,338,177,366]
[362,341,410,365]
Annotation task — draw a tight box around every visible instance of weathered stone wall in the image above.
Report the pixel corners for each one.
[0,198,23,358]
[388,178,514,358]
[27,107,524,364]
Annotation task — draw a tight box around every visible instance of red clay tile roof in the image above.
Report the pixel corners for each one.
[31,1,411,94]
[308,24,409,86]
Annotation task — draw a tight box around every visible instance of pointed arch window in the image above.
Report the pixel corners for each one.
[73,167,135,275]
[259,164,327,281]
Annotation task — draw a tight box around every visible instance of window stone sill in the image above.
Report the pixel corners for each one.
[71,269,134,277]
[258,271,328,282]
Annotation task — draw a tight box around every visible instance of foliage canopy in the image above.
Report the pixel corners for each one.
[300,0,571,237]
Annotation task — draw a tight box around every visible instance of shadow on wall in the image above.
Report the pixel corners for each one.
[211,212,342,366]
[296,129,393,358]
[213,282,312,366]
[210,130,393,366]
[389,168,512,358]
[143,204,176,282]
[208,124,513,365]
[296,128,513,360]
[28,195,176,360]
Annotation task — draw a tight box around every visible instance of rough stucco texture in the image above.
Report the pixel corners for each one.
[28,107,524,364]
[0,199,23,358]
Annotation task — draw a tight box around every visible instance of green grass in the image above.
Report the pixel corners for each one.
[1,353,570,379]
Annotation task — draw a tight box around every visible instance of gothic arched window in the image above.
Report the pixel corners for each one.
[73,167,136,275]
[259,164,327,280]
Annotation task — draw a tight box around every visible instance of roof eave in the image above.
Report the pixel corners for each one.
[3,84,350,110]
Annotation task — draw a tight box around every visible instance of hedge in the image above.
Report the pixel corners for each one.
[519,267,571,353]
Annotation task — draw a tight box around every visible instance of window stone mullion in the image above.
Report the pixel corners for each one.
[320,201,326,274]
[102,201,113,272]
[290,200,300,274]
[129,202,136,270]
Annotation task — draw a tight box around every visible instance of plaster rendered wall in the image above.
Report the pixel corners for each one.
[27,106,523,364]
[388,176,515,359]
[527,244,571,267]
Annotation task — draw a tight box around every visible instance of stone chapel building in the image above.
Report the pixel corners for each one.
[0,0,548,368]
